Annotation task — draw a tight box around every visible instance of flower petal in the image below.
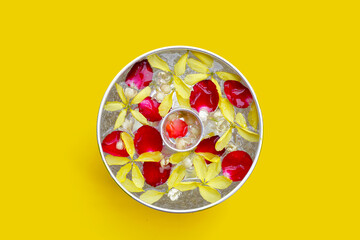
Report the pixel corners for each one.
[235,126,260,142]
[166,118,188,138]
[187,58,209,73]
[176,92,191,109]
[115,83,128,104]
[121,132,135,159]
[205,161,221,182]
[190,80,219,112]
[169,151,191,164]
[121,178,144,192]
[235,112,247,128]
[193,154,206,182]
[174,182,200,191]
[207,176,232,189]
[101,131,129,157]
[195,135,225,157]
[105,155,130,165]
[183,74,209,85]
[131,86,151,105]
[222,151,252,181]
[216,72,242,82]
[205,132,215,138]
[138,97,162,122]
[167,165,186,189]
[116,163,131,182]
[114,109,127,129]
[104,101,125,111]
[140,190,165,204]
[195,152,220,163]
[219,97,235,123]
[134,126,163,154]
[192,51,213,68]
[132,164,145,188]
[215,128,232,151]
[158,91,174,117]
[135,151,163,162]
[224,80,253,108]
[248,102,258,130]
[198,185,221,203]
[211,77,222,96]
[143,162,172,187]
[147,54,170,72]
[125,59,153,90]
[174,52,188,76]
[174,75,190,99]
[130,109,149,125]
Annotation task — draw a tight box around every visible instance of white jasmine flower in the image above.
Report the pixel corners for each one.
[124,87,137,100]
[183,157,193,169]
[160,84,172,94]
[160,158,170,168]
[122,118,134,132]
[168,188,181,201]
[155,92,165,102]
[199,109,209,122]
[155,71,172,83]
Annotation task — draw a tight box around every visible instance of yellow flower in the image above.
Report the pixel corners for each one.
[147,53,191,116]
[104,84,150,129]
[139,164,200,204]
[105,132,163,192]
[215,97,260,151]
[193,155,232,203]
[182,53,259,146]
[137,150,222,205]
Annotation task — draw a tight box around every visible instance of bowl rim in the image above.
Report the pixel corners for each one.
[96,46,264,213]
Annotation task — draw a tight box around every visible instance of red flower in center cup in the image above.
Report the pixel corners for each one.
[125,59,153,90]
[138,97,162,122]
[142,162,172,187]
[222,151,253,181]
[190,80,219,112]
[134,126,163,154]
[101,131,129,157]
[224,80,253,108]
[166,119,188,138]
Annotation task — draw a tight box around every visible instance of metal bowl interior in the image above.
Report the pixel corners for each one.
[97,46,263,213]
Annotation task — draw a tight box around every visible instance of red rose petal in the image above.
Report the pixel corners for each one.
[134,126,163,154]
[125,59,153,90]
[190,80,219,112]
[224,80,253,108]
[166,119,188,139]
[101,131,129,157]
[142,162,172,187]
[222,151,253,181]
[195,135,225,164]
[138,97,162,122]
[195,135,225,156]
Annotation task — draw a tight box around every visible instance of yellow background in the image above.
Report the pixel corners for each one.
[1,0,359,239]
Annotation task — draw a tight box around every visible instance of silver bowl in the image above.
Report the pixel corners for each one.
[97,46,263,213]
